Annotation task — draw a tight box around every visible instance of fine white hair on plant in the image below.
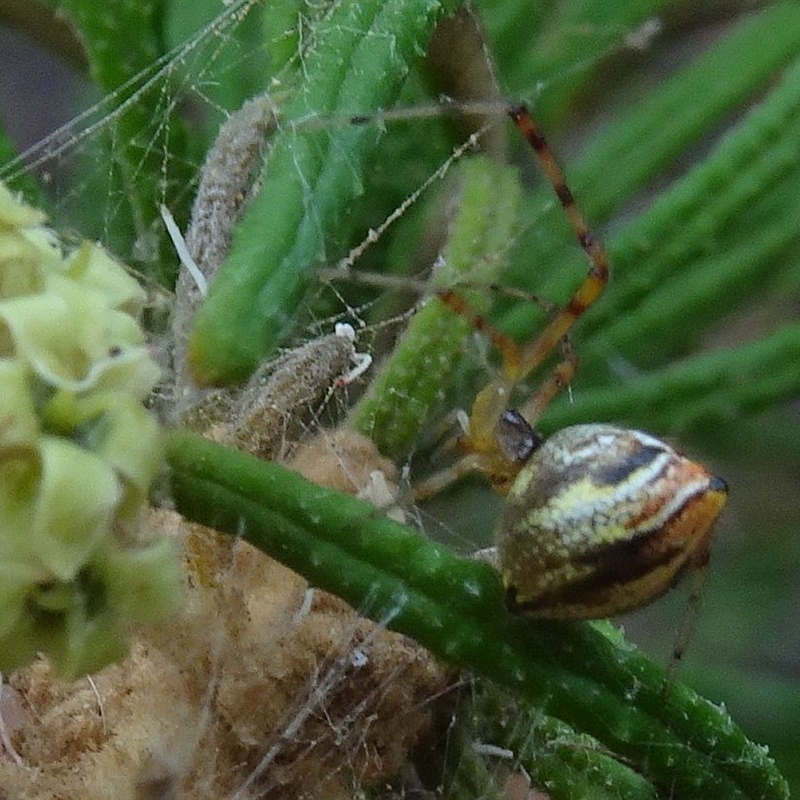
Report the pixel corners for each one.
[472,742,514,759]
[334,322,357,342]
[334,318,373,386]
[160,204,207,296]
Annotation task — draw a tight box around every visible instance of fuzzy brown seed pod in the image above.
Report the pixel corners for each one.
[171,94,277,394]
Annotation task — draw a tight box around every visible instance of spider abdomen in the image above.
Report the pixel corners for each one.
[497,424,728,619]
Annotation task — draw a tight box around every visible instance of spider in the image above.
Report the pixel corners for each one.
[420,105,729,621]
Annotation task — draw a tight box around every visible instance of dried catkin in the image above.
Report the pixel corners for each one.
[172,94,277,393]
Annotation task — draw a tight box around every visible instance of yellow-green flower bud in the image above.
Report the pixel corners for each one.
[0,181,180,678]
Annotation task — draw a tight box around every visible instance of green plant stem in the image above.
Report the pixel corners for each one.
[587,54,800,349]
[450,683,659,800]
[568,2,800,216]
[501,6,800,371]
[166,428,789,800]
[480,0,675,121]
[349,156,522,459]
[542,320,800,435]
[340,4,800,457]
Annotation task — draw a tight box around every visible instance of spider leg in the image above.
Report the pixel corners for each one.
[412,452,486,501]
[516,337,579,427]
[435,287,520,458]
[424,105,610,494]
[438,280,581,434]
[664,545,711,690]
[508,105,610,385]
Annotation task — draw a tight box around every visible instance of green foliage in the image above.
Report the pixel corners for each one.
[187,0,464,384]
[2,0,799,795]
[350,156,523,459]
[167,429,787,800]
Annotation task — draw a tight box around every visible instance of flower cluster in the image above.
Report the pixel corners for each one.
[0,182,179,678]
